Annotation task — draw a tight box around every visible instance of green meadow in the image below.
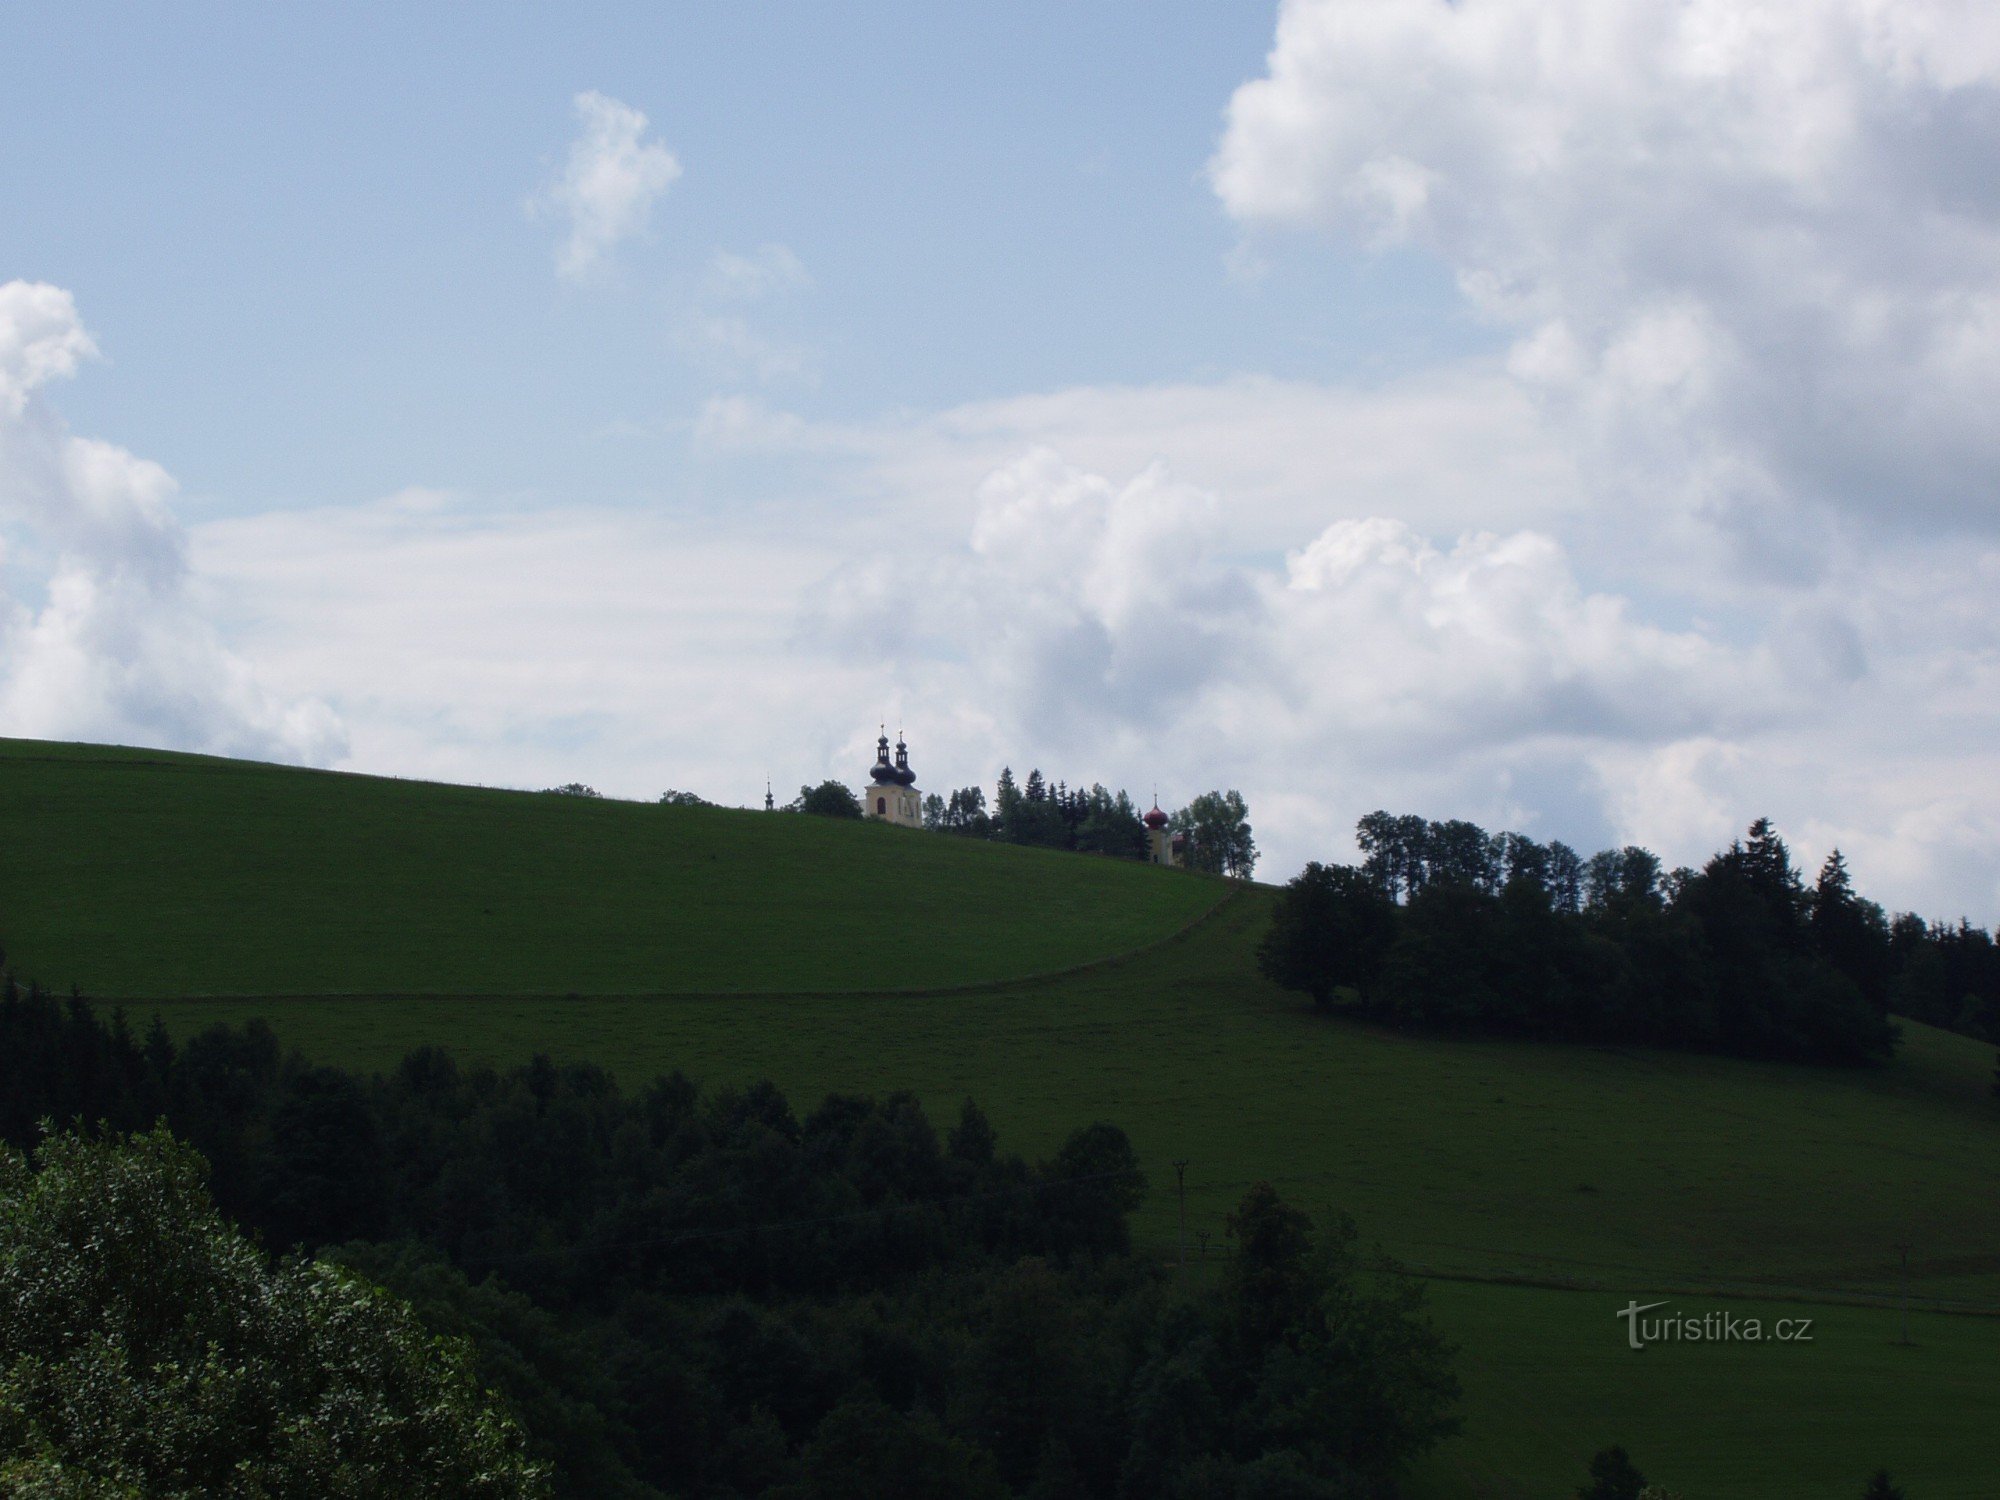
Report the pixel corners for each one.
[5,737,1998,1496]
[0,738,1220,997]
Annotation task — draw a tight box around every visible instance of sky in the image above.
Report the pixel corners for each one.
[4,0,2000,920]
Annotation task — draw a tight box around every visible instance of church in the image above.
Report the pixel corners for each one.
[863,729,923,828]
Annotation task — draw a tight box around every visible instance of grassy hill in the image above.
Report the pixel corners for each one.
[6,736,1998,1496]
[0,738,1223,997]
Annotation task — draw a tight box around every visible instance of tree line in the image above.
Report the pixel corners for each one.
[1255,813,1998,1067]
[928,770,1256,878]
[2,985,1456,1499]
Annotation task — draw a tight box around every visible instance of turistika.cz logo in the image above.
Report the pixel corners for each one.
[1616,1300,1814,1350]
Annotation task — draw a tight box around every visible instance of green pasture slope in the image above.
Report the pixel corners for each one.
[0,737,1221,996]
[5,737,1998,1496]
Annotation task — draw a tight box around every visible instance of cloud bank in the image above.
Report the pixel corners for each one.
[1212,0,2000,564]
[0,281,342,762]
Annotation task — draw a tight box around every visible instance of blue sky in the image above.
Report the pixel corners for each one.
[5,1,2000,918]
[5,3,1477,514]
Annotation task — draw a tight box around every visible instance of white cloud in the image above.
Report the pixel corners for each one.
[681,244,816,386]
[707,368,1586,553]
[1212,0,2000,560]
[0,281,343,763]
[0,282,97,416]
[192,490,864,800]
[536,91,682,282]
[705,244,811,301]
[800,446,1785,874]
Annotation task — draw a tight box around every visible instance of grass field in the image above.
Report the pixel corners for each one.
[7,736,1998,1496]
[1407,1281,1998,1500]
[0,738,1222,997]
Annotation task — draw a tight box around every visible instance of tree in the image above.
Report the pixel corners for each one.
[1177,791,1256,879]
[1860,1471,1905,1500]
[1257,863,1398,1011]
[1073,785,1145,860]
[1811,851,1893,1011]
[940,786,993,838]
[658,789,707,807]
[777,1399,1006,1500]
[794,781,863,818]
[0,1127,547,1498]
[1500,832,1551,892]
[1213,1183,1461,1482]
[1427,819,1501,892]
[1578,1444,1647,1500]
[994,767,1023,841]
[541,782,601,798]
[1585,847,1664,912]
[1545,840,1586,914]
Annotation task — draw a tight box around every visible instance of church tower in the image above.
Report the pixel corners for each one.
[865,728,923,828]
[1144,800,1175,867]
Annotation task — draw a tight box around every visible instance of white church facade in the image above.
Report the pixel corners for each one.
[863,729,923,828]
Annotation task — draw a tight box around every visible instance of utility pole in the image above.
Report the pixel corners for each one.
[1173,1159,1189,1269]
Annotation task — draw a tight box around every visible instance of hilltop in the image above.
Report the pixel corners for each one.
[0,738,1223,998]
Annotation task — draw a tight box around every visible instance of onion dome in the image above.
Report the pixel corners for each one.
[893,733,917,786]
[1144,804,1169,830]
[870,730,900,785]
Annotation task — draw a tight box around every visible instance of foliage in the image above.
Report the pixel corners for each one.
[657,789,708,807]
[1115,1182,1459,1496]
[541,783,601,798]
[1861,1469,1906,1500]
[1314,814,1906,1065]
[0,995,1462,1500]
[792,780,863,818]
[1173,790,1257,879]
[0,1128,547,1498]
[1256,863,1396,1010]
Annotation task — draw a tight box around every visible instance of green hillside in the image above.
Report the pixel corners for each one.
[151,897,2000,1498]
[0,738,1223,997]
[7,737,1999,1496]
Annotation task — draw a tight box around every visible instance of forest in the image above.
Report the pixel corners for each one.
[1260,812,2000,1069]
[0,987,1458,1499]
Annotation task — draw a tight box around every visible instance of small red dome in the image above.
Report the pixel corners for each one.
[1143,804,1169,829]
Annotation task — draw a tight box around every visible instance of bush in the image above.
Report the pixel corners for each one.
[0,1128,547,1499]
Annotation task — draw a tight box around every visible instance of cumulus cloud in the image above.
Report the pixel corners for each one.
[1212,0,2000,560]
[802,447,1783,872]
[0,281,343,762]
[536,91,682,282]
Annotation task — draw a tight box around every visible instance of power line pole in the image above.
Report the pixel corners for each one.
[1173,1159,1189,1269]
